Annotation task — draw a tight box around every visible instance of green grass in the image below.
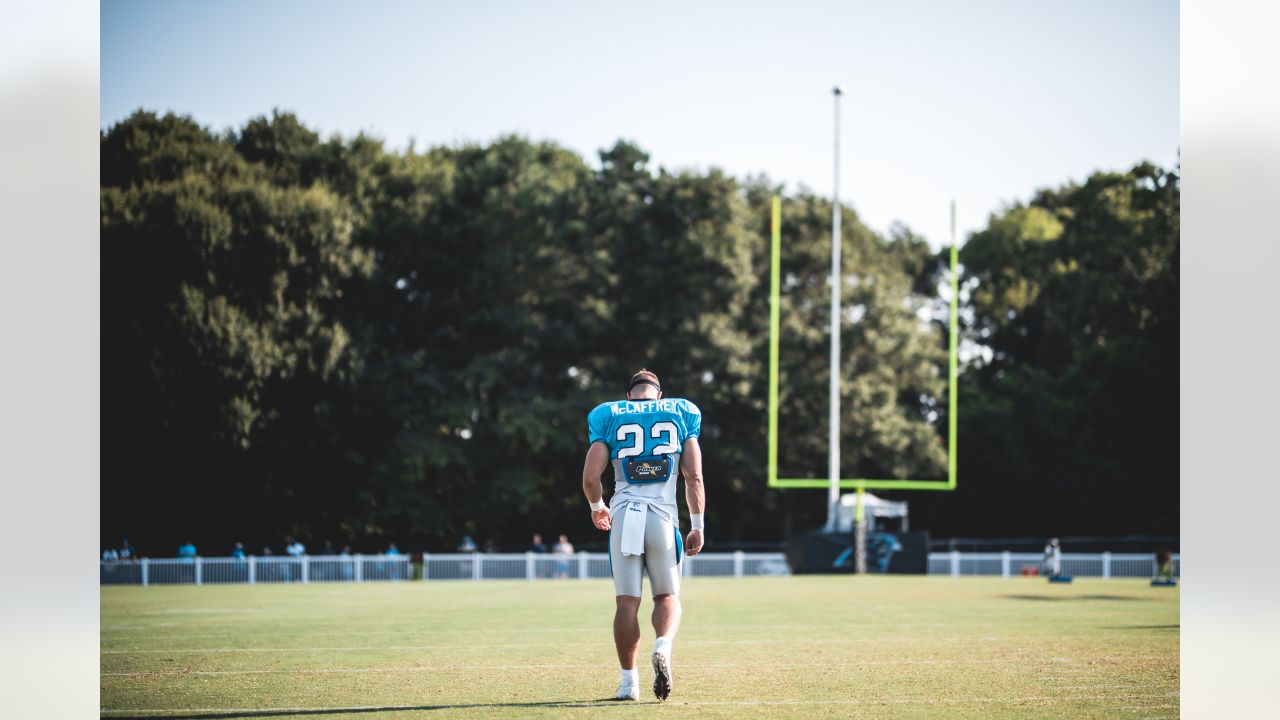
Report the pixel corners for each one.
[101,576,1178,719]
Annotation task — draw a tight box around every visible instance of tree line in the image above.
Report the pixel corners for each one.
[101,110,1177,554]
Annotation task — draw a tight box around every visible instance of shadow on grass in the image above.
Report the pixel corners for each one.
[101,700,629,719]
[1002,594,1154,602]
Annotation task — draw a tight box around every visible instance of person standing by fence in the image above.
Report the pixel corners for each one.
[552,534,574,578]
[1043,538,1062,578]
[1155,547,1174,580]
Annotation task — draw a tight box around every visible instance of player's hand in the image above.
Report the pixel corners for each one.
[684,529,704,556]
[591,507,611,531]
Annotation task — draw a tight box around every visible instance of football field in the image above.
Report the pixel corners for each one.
[101,575,1178,719]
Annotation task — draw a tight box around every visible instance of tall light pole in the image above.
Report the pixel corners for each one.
[826,85,843,533]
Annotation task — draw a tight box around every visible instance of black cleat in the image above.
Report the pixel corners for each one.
[651,649,672,701]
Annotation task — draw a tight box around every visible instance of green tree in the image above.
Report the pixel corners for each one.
[914,162,1179,536]
[102,111,374,548]
[103,109,1172,553]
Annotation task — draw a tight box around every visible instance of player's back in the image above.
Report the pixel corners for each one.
[587,397,701,518]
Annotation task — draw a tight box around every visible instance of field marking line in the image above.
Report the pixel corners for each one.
[101,655,1172,677]
[98,694,1181,716]
[1052,685,1169,690]
[102,620,1178,638]
[102,635,1078,654]
[100,621,1013,636]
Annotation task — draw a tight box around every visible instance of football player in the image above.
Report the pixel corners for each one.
[581,369,705,701]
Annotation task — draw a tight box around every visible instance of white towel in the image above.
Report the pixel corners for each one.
[620,502,647,557]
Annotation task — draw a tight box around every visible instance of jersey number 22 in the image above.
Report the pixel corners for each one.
[616,422,678,458]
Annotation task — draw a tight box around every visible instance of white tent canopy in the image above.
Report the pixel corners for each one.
[834,492,908,533]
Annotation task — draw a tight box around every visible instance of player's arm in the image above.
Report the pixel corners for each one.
[582,441,612,531]
[680,437,706,556]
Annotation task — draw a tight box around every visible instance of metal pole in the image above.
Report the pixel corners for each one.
[948,200,959,489]
[853,486,866,573]
[826,85,843,532]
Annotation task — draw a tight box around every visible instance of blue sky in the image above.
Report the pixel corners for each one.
[101,0,1178,249]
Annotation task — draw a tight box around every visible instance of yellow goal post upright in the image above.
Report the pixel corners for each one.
[766,195,960,523]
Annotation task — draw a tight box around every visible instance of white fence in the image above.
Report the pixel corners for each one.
[926,552,1180,579]
[99,555,414,585]
[100,551,1178,585]
[100,552,792,585]
[419,552,790,580]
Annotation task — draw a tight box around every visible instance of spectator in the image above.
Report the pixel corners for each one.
[1043,538,1062,578]
[528,533,551,577]
[483,538,497,554]
[375,543,401,579]
[100,547,120,581]
[177,542,197,560]
[339,544,354,581]
[1155,547,1174,580]
[457,534,478,578]
[262,545,274,556]
[230,542,246,560]
[281,538,304,582]
[119,538,135,561]
[553,534,574,578]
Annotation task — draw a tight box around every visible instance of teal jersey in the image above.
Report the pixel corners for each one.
[587,398,701,521]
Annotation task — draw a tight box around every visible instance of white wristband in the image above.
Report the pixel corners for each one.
[690,513,705,531]
[589,498,606,512]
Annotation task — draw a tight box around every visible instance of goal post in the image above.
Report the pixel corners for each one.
[766,194,959,492]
